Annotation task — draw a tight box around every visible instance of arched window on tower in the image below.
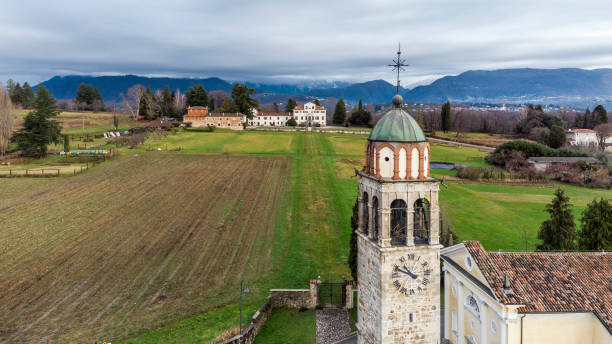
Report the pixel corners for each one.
[390,199,407,245]
[362,192,369,235]
[414,198,430,244]
[372,196,379,241]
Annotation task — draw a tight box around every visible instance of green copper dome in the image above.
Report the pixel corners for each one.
[369,96,426,142]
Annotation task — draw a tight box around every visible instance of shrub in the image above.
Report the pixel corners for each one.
[487,140,588,168]
[456,166,480,181]
[207,124,216,132]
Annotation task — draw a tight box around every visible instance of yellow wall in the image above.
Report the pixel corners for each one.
[518,313,611,344]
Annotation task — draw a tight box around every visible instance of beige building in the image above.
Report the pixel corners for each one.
[183,106,245,130]
[441,241,611,344]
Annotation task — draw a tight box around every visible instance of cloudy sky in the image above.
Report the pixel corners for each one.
[2,0,612,86]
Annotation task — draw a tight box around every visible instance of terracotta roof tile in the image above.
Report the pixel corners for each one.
[463,241,612,331]
[258,112,291,117]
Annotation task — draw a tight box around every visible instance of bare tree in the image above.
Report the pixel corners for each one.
[0,86,13,155]
[208,90,230,110]
[173,88,186,115]
[594,123,612,150]
[120,84,144,119]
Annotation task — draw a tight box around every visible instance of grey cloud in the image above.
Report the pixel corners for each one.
[1,0,612,86]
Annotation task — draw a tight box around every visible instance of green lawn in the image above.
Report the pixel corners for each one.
[254,309,316,344]
[439,183,611,251]
[6,129,608,343]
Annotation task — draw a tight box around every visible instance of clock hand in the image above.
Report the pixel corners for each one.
[401,265,419,279]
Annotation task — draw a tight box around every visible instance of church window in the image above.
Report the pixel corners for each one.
[409,313,413,322]
[491,320,497,333]
[390,199,407,245]
[465,256,473,270]
[372,196,379,240]
[452,284,457,296]
[413,198,430,244]
[451,310,457,333]
[465,294,480,319]
[362,192,369,235]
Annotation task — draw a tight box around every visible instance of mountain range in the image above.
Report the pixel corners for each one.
[39,68,612,107]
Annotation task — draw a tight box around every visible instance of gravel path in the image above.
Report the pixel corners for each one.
[316,308,352,344]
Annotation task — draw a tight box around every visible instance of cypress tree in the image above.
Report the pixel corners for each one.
[537,188,576,251]
[578,198,612,251]
[333,98,346,124]
[348,197,359,282]
[11,85,61,157]
[63,135,70,153]
[314,98,321,106]
[10,83,23,106]
[441,101,451,132]
[415,105,425,130]
[162,86,175,117]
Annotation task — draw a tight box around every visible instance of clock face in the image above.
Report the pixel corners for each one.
[392,253,432,296]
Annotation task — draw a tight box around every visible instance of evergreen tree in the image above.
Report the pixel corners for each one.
[162,86,175,117]
[441,101,451,132]
[349,99,372,126]
[63,134,70,153]
[5,79,16,96]
[138,86,156,120]
[584,108,593,128]
[113,114,119,130]
[75,83,104,111]
[285,98,297,113]
[348,197,359,282]
[186,85,209,107]
[578,198,611,251]
[332,98,346,124]
[231,83,258,119]
[593,104,608,125]
[21,82,35,108]
[547,125,566,149]
[11,86,61,157]
[314,98,321,106]
[537,188,576,251]
[10,82,23,106]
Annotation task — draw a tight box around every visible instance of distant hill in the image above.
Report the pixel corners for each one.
[39,68,612,107]
[404,68,612,106]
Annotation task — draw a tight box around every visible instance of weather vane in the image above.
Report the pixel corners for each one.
[388,43,409,94]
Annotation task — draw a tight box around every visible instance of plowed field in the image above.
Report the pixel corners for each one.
[0,154,288,343]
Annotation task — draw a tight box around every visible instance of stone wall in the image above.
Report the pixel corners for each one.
[219,280,319,344]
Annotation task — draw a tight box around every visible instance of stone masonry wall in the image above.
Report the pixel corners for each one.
[380,245,441,344]
[219,280,319,344]
[358,233,382,344]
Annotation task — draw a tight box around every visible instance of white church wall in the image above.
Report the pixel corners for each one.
[398,148,407,179]
[411,148,419,179]
[379,146,394,178]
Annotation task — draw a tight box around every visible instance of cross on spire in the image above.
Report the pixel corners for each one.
[388,43,409,95]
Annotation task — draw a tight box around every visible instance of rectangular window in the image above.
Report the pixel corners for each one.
[452,309,457,332]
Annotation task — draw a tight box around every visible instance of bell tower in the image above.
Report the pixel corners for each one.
[356,47,441,344]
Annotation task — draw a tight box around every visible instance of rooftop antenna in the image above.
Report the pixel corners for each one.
[388,42,409,94]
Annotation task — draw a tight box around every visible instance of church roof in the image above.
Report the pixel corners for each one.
[368,95,426,143]
[462,241,612,334]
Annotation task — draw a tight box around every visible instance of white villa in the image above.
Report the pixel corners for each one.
[566,128,612,148]
[248,112,292,127]
[247,102,327,127]
[292,102,327,126]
